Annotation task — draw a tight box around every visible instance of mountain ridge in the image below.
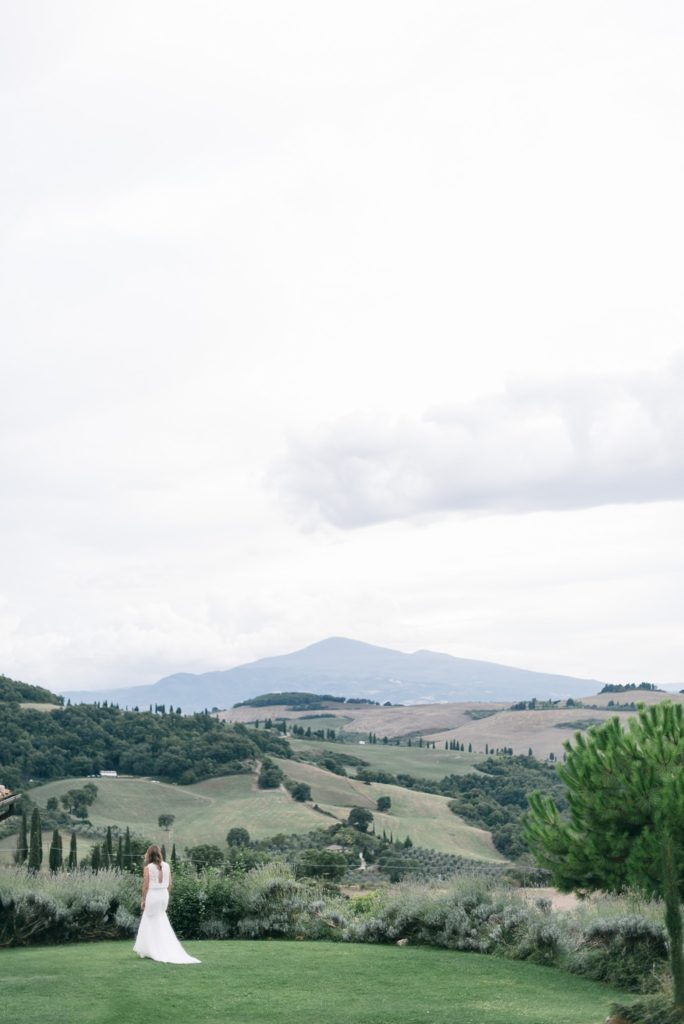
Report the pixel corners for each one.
[61,636,607,712]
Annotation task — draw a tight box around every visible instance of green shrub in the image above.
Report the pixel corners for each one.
[568,915,667,992]
[608,996,684,1023]
[0,867,139,946]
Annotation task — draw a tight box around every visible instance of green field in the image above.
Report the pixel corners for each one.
[2,940,633,1024]
[272,757,502,859]
[23,763,503,861]
[290,736,481,780]
[23,774,326,851]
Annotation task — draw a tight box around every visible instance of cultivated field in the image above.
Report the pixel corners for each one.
[290,735,482,779]
[219,701,510,738]
[222,692,684,757]
[220,691,684,756]
[2,940,635,1024]
[423,707,635,760]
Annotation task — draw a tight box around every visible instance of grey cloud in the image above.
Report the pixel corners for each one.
[276,356,684,528]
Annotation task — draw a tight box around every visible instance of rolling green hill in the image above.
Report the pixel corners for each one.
[23,762,505,862]
[290,736,481,780]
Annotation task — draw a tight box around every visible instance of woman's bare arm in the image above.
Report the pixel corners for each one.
[140,866,149,910]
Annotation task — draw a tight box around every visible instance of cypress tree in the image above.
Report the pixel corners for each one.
[49,829,63,871]
[91,844,101,871]
[161,843,167,861]
[105,826,113,860]
[116,835,123,870]
[28,807,43,872]
[100,842,110,869]
[171,843,178,867]
[123,826,133,872]
[14,812,28,866]
[68,832,78,870]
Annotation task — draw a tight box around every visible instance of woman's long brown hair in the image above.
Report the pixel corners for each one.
[143,844,162,867]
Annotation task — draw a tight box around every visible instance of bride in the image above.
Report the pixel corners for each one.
[133,844,200,964]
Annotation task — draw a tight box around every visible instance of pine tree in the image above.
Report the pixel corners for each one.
[14,811,28,866]
[49,829,63,871]
[525,702,684,1015]
[28,807,43,872]
[68,832,78,870]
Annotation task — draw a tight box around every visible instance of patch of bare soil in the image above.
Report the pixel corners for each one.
[518,887,582,911]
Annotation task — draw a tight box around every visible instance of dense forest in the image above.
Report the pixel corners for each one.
[0,701,290,790]
[234,691,380,709]
[0,674,63,705]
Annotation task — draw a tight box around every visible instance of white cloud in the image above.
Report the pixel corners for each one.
[1,2,683,690]
[275,356,684,527]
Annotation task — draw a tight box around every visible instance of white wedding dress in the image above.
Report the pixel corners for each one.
[133,861,200,964]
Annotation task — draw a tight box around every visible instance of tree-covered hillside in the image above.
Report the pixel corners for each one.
[0,703,290,790]
[0,674,63,705]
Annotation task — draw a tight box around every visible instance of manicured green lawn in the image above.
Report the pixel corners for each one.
[2,940,631,1024]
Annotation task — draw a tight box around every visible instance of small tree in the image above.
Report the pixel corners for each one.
[226,827,251,847]
[68,832,78,870]
[347,807,373,832]
[376,796,391,812]
[123,826,133,872]
[90,844,101,872]
[115,835,123,870]
[186,844,224,870]
[14,812,28,866]
[290,783,311,802]
[525,703,684,1015]
[296,848,346,881]
[158,814,175,831]
[49,829,63,871]
[28,807,42,872]
[257,759,284,789]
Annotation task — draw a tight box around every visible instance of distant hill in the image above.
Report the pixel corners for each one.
[62,636,605,712]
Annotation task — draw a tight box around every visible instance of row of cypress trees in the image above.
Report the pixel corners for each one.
[13,809,176,873]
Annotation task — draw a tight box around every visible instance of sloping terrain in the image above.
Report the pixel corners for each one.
[23,764,504,861]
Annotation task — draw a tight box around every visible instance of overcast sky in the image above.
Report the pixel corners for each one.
[1,2,682,693]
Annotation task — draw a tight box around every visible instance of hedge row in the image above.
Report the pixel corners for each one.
[0,865,668,994]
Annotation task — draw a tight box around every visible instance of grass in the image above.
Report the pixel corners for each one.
[25,765,504,861]
[290,735,481,779]
[2,940,633,1024]
[24,775,326,851]
[272,757,504,859]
